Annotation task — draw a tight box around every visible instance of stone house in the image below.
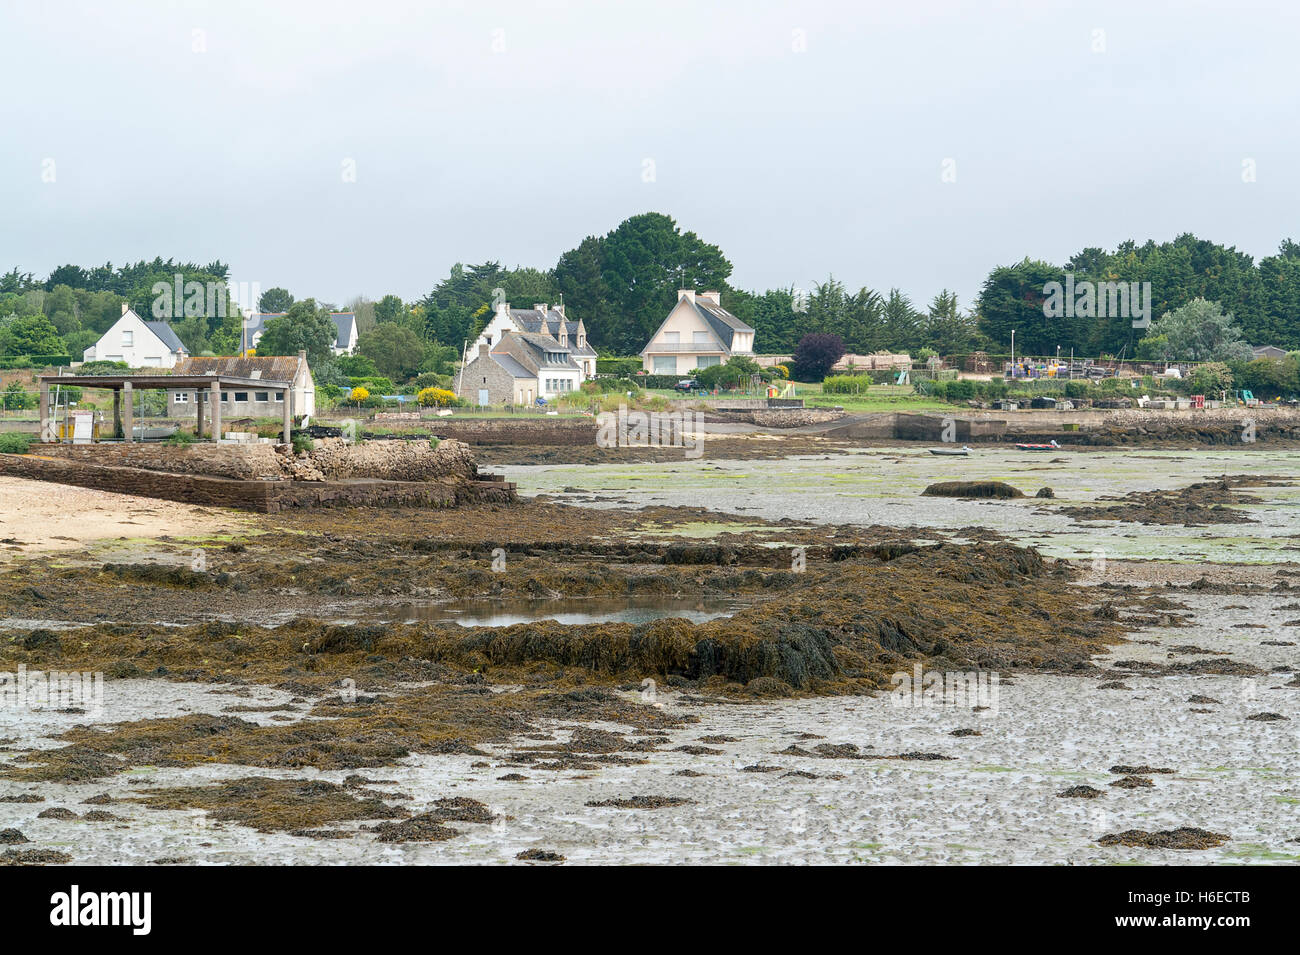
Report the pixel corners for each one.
[456,328,583,406]
[469,301,597,379]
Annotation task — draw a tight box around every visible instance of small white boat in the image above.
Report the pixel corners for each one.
[928,445,972,456]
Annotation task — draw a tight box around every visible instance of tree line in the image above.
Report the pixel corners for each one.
[5,220,1298,382]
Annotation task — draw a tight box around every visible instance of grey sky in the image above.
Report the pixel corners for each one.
[3,0,1297,313]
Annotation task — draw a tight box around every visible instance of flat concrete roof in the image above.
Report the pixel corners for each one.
[41,374,293,390]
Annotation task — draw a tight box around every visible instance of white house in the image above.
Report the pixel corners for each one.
[469,301,597,379]
[639,290,754,376]
[82,304,189,368]
[242,311,358,356]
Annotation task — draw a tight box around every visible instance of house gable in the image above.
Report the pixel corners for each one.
[85,310,183,366]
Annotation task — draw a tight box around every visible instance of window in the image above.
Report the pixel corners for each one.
[122,330,133,347]
[653,356,677,374]
[273,392,284,402]
[696,355,721,369]
[145,356,161,364]
[173,392,189,403]
[662,331,680,344]
[255,392,269,402]
[234,392,249,402]
[220,393,228,402]
[694,331,712,345]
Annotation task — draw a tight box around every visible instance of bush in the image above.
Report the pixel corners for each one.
[0,432,34,454]
[946,380,976,401]
[166,431,196,446]
[76,360,131,376]
[348,376,394,395]
[291,433,314,454]
[411,372,452,392]
[1186,361,1234,396]
[822,374,874,395]
[417,386,459,407]
[791,333,845,381]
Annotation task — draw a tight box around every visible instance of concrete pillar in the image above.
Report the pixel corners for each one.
[39,380,52,443]
[122,382,133,443]
[281,386,292,444]
[210,380,221,441]
[112,388,122,440]
[195,389,205,439]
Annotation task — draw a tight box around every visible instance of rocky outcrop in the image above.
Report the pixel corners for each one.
[295,438,477,482]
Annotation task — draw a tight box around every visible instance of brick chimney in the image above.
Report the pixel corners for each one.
[698,290,721,306]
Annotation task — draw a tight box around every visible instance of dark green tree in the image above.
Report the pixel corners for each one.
[256,299,338,364]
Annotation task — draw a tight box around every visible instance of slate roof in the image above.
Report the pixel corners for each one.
[493,332,581,375]
[690,301,753,351]
[143,321,189,354]
[509,308,597,357]
[489,353,534,379]
[330,312,357,347]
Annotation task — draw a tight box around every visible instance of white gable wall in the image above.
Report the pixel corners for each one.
[83,311,182,369]
[469,307,523,363]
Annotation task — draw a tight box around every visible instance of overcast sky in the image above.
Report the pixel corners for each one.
[3,0,1298,312]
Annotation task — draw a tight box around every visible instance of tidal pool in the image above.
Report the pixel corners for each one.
[336,595,749,627]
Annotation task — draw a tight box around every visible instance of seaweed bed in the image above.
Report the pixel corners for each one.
[922,481,1024,499]
[1056,475,1285,525]
[0,499,1149,835]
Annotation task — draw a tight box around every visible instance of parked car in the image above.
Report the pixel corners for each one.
[673,378,698,393]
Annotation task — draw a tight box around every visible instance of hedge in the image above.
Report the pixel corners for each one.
[595,357,643,377]
[0,355,73,368]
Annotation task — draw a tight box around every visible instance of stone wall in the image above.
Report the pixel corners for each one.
[702,408,845,428]
[36,442,287,479]
[34,438,480,484]
[0,451,512,513]
[426,417,597,446]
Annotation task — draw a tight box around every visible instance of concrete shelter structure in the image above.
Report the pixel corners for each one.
[40,369,297,445]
